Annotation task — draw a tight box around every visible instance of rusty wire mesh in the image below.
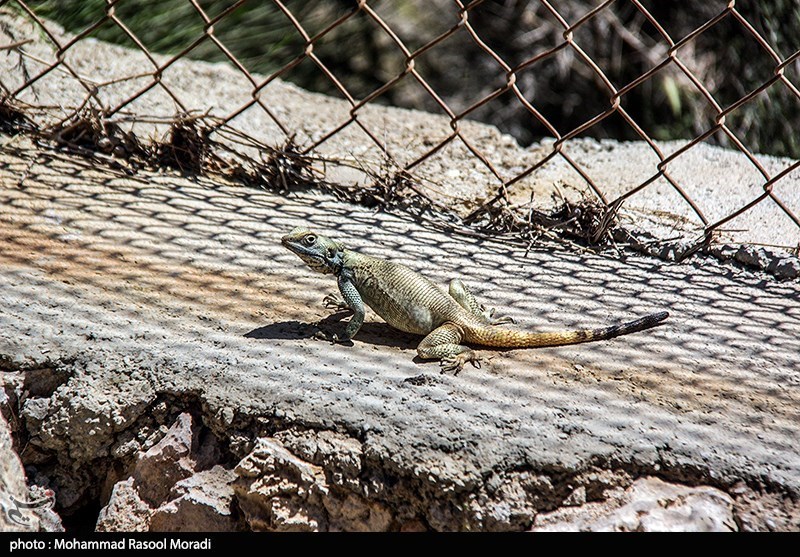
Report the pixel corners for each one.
[0,0,799,262]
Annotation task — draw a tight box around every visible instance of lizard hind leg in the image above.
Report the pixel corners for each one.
[417,322,480,374]
[448,279,515,326]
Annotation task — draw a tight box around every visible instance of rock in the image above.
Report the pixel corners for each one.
[734,246,769,270]
[563,485,587,506]
[233,436,392,531]
[706,244,738,261]
[233,437,330,531]
[97,413,237,532]
[324,492,392,532]
[729,484,800,531]
[19,397,50,430]
[532,477,737,532]
[1,411,39,531]
[0,373,23,426]
[96,478,153,532]
[768,257,800,280]
[27,484,63,532]
[0,410,62,531]
[24,368,154,466]
[471,471,555,531]
[149,466,241,532]
[133,412,196,505]
[275,428,363,491]
[241,430,390,531]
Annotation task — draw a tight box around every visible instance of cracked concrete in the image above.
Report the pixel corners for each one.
[0,137,798,530]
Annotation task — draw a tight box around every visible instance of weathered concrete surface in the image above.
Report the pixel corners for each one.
[0,138,799,530]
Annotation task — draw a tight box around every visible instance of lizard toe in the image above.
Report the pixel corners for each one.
[439,356,462,375]
[490,315,515,325]
[439,352,480,375]
[313,329,342,343]
[322,294,350,311]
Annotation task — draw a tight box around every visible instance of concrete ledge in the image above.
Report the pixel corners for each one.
[1,140,798,530]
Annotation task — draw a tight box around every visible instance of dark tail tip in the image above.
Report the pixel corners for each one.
[604,310,669,341]
[632,310,669,333]
[651,310,669,324]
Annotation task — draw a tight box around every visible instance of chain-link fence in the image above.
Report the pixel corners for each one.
[1,0,799,263]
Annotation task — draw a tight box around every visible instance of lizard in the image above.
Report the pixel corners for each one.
[281,228,669,374]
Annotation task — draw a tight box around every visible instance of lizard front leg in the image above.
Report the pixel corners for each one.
[338,275,365,339]
[417,322,480,375]
[316,274,365,342]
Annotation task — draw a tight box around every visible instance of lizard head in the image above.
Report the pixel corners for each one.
[281,228,344,275]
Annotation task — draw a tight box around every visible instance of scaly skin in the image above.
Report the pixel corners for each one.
[281,228,669,374]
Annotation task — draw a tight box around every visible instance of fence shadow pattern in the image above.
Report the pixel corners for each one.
[0,0,799,254]
[1,143,799,496]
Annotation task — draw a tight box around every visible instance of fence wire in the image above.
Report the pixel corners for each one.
[1,0,799,262]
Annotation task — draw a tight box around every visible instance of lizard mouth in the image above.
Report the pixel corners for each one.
[280,235,305,254]
[281,237,328,270]
[281,238,312,257]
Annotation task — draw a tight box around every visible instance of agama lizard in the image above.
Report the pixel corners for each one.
[281,228,668,373]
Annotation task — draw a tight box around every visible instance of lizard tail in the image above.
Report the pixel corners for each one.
[464,311,669,348]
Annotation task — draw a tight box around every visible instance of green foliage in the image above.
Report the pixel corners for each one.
[27,0,309,73]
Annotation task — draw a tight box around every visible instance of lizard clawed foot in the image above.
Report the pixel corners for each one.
[313,328,344,343]
[483,306,516,326]
[322,294,351,312]
[490,315,516,326]
[440,353,481,375]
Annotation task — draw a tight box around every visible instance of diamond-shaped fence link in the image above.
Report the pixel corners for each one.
[1,0,799,261]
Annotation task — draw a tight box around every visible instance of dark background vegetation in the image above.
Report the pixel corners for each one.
[24,0,800,158]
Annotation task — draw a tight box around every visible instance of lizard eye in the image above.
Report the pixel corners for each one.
[303,234,316,246]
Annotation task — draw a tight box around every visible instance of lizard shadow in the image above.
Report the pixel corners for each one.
[246,314,574,370]
[244,320,320,341]
[244,312,419,351]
